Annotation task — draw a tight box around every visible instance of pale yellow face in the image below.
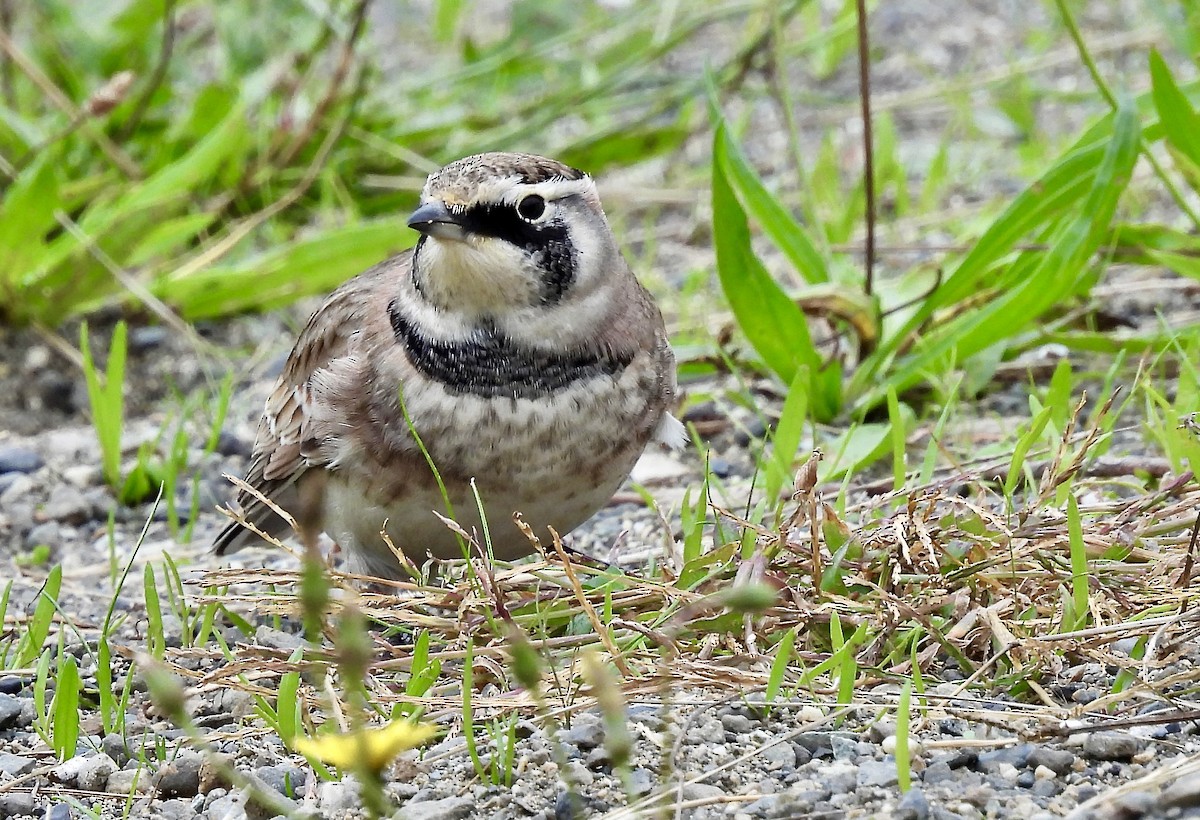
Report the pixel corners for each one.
[410,173,612,318]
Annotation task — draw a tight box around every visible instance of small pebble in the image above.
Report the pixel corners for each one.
[1026,747,1074,776]
[153,751,204,798]
[0,446,42,474]
[394,795,474,820]
[1162,774,1200,808]
[40,484,94,524]
[0,695,27,729]
[53,753,116,791]
[858,759,901,788]
[1081,732,1140,761]
[0,752,37,777]
[896,786,930,820]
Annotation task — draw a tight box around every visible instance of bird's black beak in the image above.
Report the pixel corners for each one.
[407,201,467,241]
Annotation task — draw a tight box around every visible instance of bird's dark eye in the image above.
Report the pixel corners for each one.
[517,195,546,221]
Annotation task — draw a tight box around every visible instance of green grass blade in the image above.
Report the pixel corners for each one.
[51,653,81,760]
[766,628,797,705]
[1066,494,1089,631]
[764,369,809,505]
[895,682,912,792]
[1149,49,1200,183]
[868,101,1140,404]
[17,565,62,668]
[712,124,834,417]
[711,117,829,284]
[144,564,165,660]
[277,647,304,744]
[79,321,127,491]
[0,158,60,292]
[1004,405,1053,498]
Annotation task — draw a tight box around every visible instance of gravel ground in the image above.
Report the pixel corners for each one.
[2,2,1200,819]
[2,310,1199,820]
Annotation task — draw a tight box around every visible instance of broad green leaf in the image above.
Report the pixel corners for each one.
[50,654,81,760]
[1149,248,1200,282]
[161,219,414,319]
[712,124,835,417]
[713,122,829,284]
[1149,49,1200,183]
[120,102,247,214]
[0,159,60,287]
[17,566,61,668]
[764,368,810,505]
[819,414,911,482]
[127,212,221,267]
[869,101,1140,403]
[434,0,466,42]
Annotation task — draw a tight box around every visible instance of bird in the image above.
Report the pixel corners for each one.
[213,151,685,579]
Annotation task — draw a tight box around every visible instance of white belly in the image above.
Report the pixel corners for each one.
[322,371,660,577]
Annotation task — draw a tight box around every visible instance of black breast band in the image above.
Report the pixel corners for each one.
[388,301,631,399]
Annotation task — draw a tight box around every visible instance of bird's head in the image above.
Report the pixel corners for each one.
[406,152,624,322]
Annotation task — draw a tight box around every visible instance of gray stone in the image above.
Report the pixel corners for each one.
[770,786,831,817]
[1162,774,1200,808]
[0,446,42,474]
[1026,747,1074,776]
[41,484,93,524]
[53,752,117,791]
[762,740,796,770]
[395,795,474,820]
[794,732,834,754]
[319,775,362,814]
[47,803,71,820]
[720,713,753,734]
[1112,638,1140,656]
[153,751,203,798]
[922,761,955,784]
[858,759,901,788]
[0,793,35,816]
[252,629,307,653]
[680,783,725,801]
[152,799,195,820]
[742,794,779,817]
[0,694,26,729]
[1081,732,1140,761]
[106,768,149,795]
[896,786,930,820]
[24,521,61,550]
[62,465,101,488]
[565,760,593,787]
[1094,790,1154,818]
[0,473,33,503]
[255,764,307,797]
[976,744,1032,773]
[560,715,604,750]
[869,719,897,743]
[627,767,655,796]
[101,732,131,765]
[685,717,725,745]
[1031,778,1059,797]
[831,733,859,760]
[130,325,170,352]
[822,765,858,793]
[0,752,36,776]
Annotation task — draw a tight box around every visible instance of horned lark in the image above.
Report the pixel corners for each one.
[214,152,684,579]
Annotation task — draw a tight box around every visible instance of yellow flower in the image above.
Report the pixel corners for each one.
[292,720,439,773]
